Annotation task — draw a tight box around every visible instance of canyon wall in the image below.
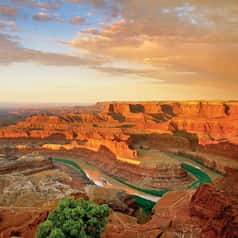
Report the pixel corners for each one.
[0,101,237,160]
[100,101,238,159]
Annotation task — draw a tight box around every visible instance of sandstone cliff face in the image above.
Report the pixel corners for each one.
[101,101,238,117]
[190,175,238,238]
[100,101,238,158]
[0,101,237,160]
[0,113,137,158]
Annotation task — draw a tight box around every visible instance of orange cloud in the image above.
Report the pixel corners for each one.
[70,16,85,25]
[67,0,105,8]
[0,4,17,19]
[37,1,63,11]
[67,0,238,88]
[33,12,63,22]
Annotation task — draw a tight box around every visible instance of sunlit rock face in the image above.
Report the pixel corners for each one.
[0,101,238,158]
[0,101,238,159]
[101,101,238,141]
[0,101,237,180]
[100,101,238,159]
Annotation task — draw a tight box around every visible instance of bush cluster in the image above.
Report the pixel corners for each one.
[36,198,109,238]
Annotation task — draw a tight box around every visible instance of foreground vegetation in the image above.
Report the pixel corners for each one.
[36,198,109,238]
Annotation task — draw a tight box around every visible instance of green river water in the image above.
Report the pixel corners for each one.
[52,155,220,211]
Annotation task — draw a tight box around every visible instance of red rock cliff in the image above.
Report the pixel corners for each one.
[0,101,238,159]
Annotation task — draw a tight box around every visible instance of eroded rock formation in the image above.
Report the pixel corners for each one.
[190,174,238,238]
[0,153,53,175]
[89,146,193,189]
[103,173,238,238]
[0,101,237,160]
[0,156,89,238]
[85,185,139,215]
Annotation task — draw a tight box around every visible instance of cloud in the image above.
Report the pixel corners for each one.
[10,0,63,10]
[33,12,63,22]
[67,0,105,8]
[0,4,17,19]
[2,0,238,90]
[37,1,63,11]
[70,16,85,25]
[0,21,17,32]
[65,0,238,87]
[0,33,164,81]
[0,33,101,67]
[10,0,36,6]
[81,28,99,34]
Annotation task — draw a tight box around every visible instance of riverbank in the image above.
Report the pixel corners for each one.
[52,155,213,201]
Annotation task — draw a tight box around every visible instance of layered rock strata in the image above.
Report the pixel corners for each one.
[0,101,237,160]
[87,146,193,189]
[0,156,53,175]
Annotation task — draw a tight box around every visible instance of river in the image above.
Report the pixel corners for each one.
[56,157,161,202]
[54,157,160,202]
[53,149,220,203]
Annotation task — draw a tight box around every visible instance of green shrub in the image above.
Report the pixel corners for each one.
[36,198,109,238]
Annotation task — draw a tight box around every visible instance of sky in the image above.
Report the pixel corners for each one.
[0,0,237,103]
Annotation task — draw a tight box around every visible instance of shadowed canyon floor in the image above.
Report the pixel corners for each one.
[0,101,238,237]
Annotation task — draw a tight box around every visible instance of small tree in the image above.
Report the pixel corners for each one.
[36,198,109,238]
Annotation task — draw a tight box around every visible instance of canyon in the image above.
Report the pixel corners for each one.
[1,101,238,157]
[0,101,238,238]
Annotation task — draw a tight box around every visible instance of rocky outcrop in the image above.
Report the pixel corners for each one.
[88,146,193,189]
[102,189,199,238]
[190,175,238,238]
[0,170,88,237]
[102,211,163,238]
[103,173,238,238]
[0,173,84,207]
[200,141,238,161]
[86,137,137,158]
[0,207,50,238]
[0,155,54,175]
[85,185,139,215]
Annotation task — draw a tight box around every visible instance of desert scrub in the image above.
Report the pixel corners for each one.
[36,198,109,238]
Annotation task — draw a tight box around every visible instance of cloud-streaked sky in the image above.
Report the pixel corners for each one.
[0,0,237,103]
